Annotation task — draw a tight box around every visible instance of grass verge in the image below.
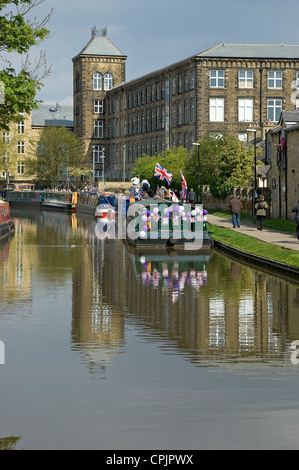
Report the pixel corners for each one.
[210,223,299,269]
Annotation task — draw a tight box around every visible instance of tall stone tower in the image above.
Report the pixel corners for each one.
[72,27,127,182]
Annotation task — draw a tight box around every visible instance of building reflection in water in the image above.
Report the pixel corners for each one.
[2,210,299,375]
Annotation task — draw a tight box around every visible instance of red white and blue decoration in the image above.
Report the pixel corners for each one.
[154,163,173,185]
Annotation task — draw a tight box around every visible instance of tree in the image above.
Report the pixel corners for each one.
[0,0,53,130]
[185,133,257,199]
[26,126,88,189]
[132,147,189,191]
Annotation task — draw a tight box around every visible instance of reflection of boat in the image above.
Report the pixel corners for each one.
[129,249,212,303]
[0,200,15,242]
[41,191,77,213]
[125,198,213,253]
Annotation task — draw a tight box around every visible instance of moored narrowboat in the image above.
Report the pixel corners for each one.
[0,200,15,241]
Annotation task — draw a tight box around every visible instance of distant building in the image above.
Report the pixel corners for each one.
[72,30,299,182]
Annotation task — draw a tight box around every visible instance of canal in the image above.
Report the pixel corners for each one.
[0,208,299,450]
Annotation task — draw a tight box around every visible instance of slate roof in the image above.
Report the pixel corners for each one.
[32,103,73,128]
[75,35,126,58]
[197,43,299,59]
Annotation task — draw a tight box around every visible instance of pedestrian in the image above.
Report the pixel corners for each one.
[291,200,299,240]
[255,194,268,230]
[228,194,243,228]
[187,188,196,205]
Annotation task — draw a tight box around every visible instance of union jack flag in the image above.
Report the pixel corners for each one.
[154,163,173,185]
[180,170,187,199]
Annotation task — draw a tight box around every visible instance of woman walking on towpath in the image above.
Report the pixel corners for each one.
[255,194,268,231]
[292,200,299,240]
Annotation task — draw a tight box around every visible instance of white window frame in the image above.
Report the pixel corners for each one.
[238,70,253,88]
[93,145,104,163]
[17,161,25,174]
[209,98,224,122]
[296,71,299,88]
[238,133,248,142]
[104,73,113,90]
[94,100,104,114]
[17,120,25,135]
[17,141,25,154]
[267,98,282,122]
[2,131,10,144]
[238,98,253,122]
[268,71,282,89]
[93,73,102,90]
[210,70,225,88]
[94,120,104,138]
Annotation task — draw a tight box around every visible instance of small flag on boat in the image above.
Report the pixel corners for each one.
[154,163,173,185]
[180,170,187,199]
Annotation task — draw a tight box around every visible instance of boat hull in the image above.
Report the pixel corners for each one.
[0,201,15,242]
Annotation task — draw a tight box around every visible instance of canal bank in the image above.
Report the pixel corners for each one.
[208,214,299,281]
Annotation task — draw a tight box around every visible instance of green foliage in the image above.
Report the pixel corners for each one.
[132,147,190,191]
[0,0,51,130]
[26,127,88,188]
[185,133,255,199]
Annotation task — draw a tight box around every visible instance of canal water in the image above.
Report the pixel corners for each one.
[1,208,299,450]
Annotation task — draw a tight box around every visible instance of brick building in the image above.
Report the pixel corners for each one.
[72,30,299,183]
[267,111,299,220]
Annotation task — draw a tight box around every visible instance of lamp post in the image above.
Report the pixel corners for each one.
[247,129,257,216]
[123,145,126,182]
[192,142,200,202]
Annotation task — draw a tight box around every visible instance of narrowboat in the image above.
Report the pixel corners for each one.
[41,191,77,213]
[5,190,43,206]
[0,200,15,241]
[125,198,213,254]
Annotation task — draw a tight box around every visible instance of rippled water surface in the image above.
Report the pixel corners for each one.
[1,208,299,450]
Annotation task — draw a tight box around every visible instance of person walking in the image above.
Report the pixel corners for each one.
[292,200,299,240]
[228,194,243,228]
[187,188,196,205]
[255,194,268,230]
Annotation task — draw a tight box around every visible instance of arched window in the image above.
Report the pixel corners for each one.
[104,73,113,90]
[93,73,102,90]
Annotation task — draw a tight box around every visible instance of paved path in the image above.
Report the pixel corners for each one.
[208,214,299,252]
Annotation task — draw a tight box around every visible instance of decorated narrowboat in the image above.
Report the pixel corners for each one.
[125,198,213,253]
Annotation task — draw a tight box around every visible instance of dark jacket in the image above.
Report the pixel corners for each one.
[228,196,243,214]
[292,204,299,225]
[187,190,196,204]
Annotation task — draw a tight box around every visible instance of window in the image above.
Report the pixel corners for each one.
[209,98,224,122]
[210,70,225,88]
[190,98,194,123]
[238,98,253,122]
[18,120,25,134]
[184,73,189,92]
[94,120,104,138]
[93,145,104,163]
[297,71,299,88]
[238,133,247,142]
[104,73,113,90]
[296,98,299,110]
[94,100,104,114]
[93,73,102,90]
[268,71,282,89]
[2,132,9,144]
[239,70,253,88]
[17,141,25,154]
[17,161,25,174]
[190,71,195,89]
[267,99,282,122]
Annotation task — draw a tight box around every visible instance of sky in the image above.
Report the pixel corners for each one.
[25,0,299,107]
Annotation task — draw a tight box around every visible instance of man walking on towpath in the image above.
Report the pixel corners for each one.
[228,194,243,228]
[187,188,196,205]
[292,200,299,240]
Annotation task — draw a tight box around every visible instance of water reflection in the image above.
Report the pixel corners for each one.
[1,209,299,375]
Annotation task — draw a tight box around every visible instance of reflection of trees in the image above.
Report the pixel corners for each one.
[0,435,21,450]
